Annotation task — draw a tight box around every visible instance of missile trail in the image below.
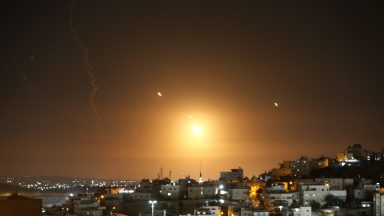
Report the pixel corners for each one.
[69,0,101,132]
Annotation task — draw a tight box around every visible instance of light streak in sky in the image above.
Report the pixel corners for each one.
[69,0,101,131]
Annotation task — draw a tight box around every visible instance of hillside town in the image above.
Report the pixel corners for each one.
[1,144,384,216]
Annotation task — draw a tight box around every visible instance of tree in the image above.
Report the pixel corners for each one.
[324,194,344,207]
[310,200,321,211]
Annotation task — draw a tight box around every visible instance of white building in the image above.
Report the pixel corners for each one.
[299,182,346,206]
[314,178,353,190]
[241,207,270,216]
[373,193,384,216]
[328,190,347,201]
[264,192,298,207]
[283,206,311,216]
[195,206,221,216]
[266,183,286,192]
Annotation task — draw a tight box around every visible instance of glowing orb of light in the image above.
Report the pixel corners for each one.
[192,125,202,136]
[157,91,162,97]
[274,102,279,107]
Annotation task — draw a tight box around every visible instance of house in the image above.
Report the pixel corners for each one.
[373,192,384,216]
[241,207,270,216]
[160,184,181,199]
[195,206,221,216]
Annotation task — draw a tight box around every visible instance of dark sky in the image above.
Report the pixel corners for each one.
[1,0,383,180]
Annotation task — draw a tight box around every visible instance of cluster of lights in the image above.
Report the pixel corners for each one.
[11,180,71,191]
[0,177,138,191]
[22,182,71,191]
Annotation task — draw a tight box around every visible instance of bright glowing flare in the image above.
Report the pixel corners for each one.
[192,125,202,136]
[157,91,162,97]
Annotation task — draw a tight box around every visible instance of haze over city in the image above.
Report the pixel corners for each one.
[1,0,383,180]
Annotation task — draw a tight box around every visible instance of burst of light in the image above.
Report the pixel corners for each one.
[157,91,162,97]
[274,102,279,107]
[192,125,202,136]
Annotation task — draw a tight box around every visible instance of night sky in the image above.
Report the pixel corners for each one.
[1,0,383,180]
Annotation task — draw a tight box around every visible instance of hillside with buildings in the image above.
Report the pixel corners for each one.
[1,144,384,216]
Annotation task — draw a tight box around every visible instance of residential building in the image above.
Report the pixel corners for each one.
[230,187,249,201]
[314,178,353,190]
[220,167,244,183]
[72,194,104,216]
[347,144,367,160]
[283,206,311,216]
[299,183,329,205]
[336,144,371,166]
[271,161,292,177]
[298,182,346,206]
[241,207,270,216]
[264,192,298,208]
[160,184,181,199]
[195,206,221,216]
[310,156,330,171]
[373,193,384,216]
[266,182,287,192]
[188,185,218,199]
[290,157,310,177]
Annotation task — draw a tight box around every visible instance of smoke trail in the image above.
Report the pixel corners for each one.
[69,0,101,131]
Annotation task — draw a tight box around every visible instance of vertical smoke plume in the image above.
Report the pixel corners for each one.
[69,0,101,132]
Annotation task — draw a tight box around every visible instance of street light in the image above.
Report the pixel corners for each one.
[149,200,157,216]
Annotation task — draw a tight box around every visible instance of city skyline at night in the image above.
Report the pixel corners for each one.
[1,0,383,180]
